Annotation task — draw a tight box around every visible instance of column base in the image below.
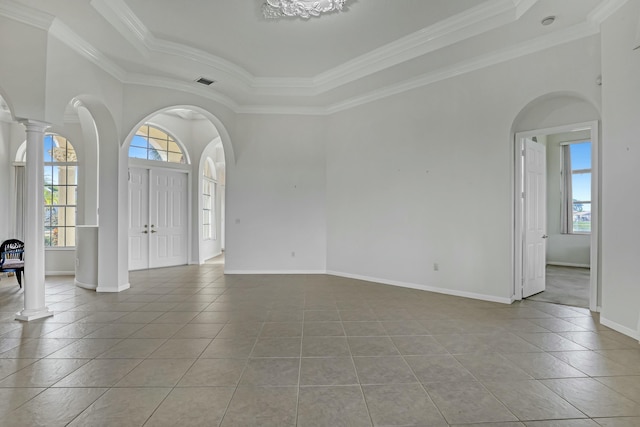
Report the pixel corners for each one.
[15,307,54,321]
[74,279,97,290]
[96,282,130,293]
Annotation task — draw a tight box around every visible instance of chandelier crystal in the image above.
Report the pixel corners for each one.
[263,0,348,19]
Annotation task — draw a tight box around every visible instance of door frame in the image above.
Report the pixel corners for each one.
[513,120,599,311]
[128,160,192,270]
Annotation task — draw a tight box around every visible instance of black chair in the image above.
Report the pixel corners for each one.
[0,239,24,288]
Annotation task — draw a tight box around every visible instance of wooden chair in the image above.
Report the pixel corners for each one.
[0,239,24,288]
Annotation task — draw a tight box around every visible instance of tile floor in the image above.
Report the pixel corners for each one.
[0,264,639,426]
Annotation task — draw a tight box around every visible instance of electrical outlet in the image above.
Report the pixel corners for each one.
[291,251,296,258]
[433,263,439,271]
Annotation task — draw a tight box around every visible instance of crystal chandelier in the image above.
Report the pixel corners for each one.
[263,0,348,19]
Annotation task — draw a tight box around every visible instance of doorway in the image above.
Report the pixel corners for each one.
[128,166,189,270]
[514,121,599,311]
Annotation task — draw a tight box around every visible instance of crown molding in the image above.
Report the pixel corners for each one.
[91,0,255,89]
[311,0,527,93]
[326,21,599,114]
[49,19,127,81]
[236,104,327,115]
[0,0,54,30]
[588,0,629,25]
[513,0,538,20]
[123,73,240,112]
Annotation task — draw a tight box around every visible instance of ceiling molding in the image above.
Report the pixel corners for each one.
[588,0,629,25]
[0,0,54,30]
[49,19,127,82]
[513,0,539,20]
[123,74,240,112]
[311,0,524,93]
[326,21,599,115]
[91,0,255,89]
[90,0,149,57]
[90,0,538,96]
[236,105,327,116]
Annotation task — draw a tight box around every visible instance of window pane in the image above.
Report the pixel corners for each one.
[130,135,149,149]
[44,135,54,162]
[167,151,184,164]
[571,173,591,203]
[149,137,168,152]
[570,142,591,170]
[66,167,78,185]
[51,166,60,185]
[129,146,148,159]
[573,202,591,233]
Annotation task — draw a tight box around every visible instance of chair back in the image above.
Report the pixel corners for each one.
[0,239,24,265]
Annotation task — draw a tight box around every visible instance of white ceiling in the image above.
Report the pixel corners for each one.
[2,0,620,113]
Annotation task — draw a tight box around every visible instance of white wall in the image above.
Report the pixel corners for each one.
[225,114,327,273]
[545,131,591,267]
[0,119,11,243]
[326,37,601,303]
[600,1,640,338]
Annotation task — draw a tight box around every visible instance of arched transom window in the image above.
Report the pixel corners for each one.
[129,124,186,164]
[44,134,77,247]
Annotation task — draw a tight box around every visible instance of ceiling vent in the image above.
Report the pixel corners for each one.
[195,77,215,86]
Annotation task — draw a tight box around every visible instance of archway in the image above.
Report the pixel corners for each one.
[511,92,600,311]
[124,106,231,270]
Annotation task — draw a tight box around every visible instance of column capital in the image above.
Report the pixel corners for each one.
[18,119,51,133]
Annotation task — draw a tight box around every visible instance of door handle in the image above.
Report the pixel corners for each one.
[150,230,157,233]
[142,230,148,234]
[542,234,549,239]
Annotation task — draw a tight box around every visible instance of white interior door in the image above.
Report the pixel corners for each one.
[522,139,547,298]
[128,167,188,270]
[128,167,149,270]
[148,169,188,269]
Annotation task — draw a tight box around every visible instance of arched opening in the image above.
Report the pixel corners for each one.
[511,92,600,311]
[125,106,229,271]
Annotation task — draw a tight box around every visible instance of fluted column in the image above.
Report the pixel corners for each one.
[15,120,54,321]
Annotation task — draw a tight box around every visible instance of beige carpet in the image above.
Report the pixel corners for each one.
[527,265,590,308]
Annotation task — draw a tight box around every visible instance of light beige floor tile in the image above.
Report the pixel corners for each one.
[592,417,640,426]
[96,338,166,358]
[303,321,345,336]
[595,376,640,404]
[405,354,475,383]
[178,358,246,386]
[381,320,430,335]
[541,378,640,417]
[0,338,77,358]
[53,358,141,387]
[455,353,533,381]
[0,387,44,416]
[347,336,399,356]
[353,356,417,385]
[130,323,184,338]
[502,352,588,379]
[83,323,145,339]
[221,386,298,427]
[67,387,169,427]
[425,381,518,424]
[45,338,121,359]
[363,383,447,426]
[148,338,211,358]
[2,387,106,427]
[116,358,194,387]
[200,336,256,358]
[297,385,371,427]
[558,332,637,350]
[518,333,589,352]
[0,358,37,381]
[523,420,599,426]
[484,379,586,420]
[303,310,340,321]
[240,358,299,385]
[551,351,640,376]
[171,323,224,338]
[302,336,351,357]
[0,358,88,387]
[343,321,386,336]
[300,357,358,385]
[260,322,302,337]
[251,337,301,357]
[144,387,235,427]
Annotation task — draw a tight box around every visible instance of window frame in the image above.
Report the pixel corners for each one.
[562,140,592,235]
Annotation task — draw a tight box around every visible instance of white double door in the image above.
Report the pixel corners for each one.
[129,167,188,270]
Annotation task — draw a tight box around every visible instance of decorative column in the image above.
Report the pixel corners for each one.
[15,120,54,321]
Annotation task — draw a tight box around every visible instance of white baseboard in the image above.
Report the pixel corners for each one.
[96,282,130,293]
[74,279,97,290]
[600,315,640,341]
[45,270,75,276]
[224,270,326,275]
[326,270,512,305]
[546,262,590,268]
